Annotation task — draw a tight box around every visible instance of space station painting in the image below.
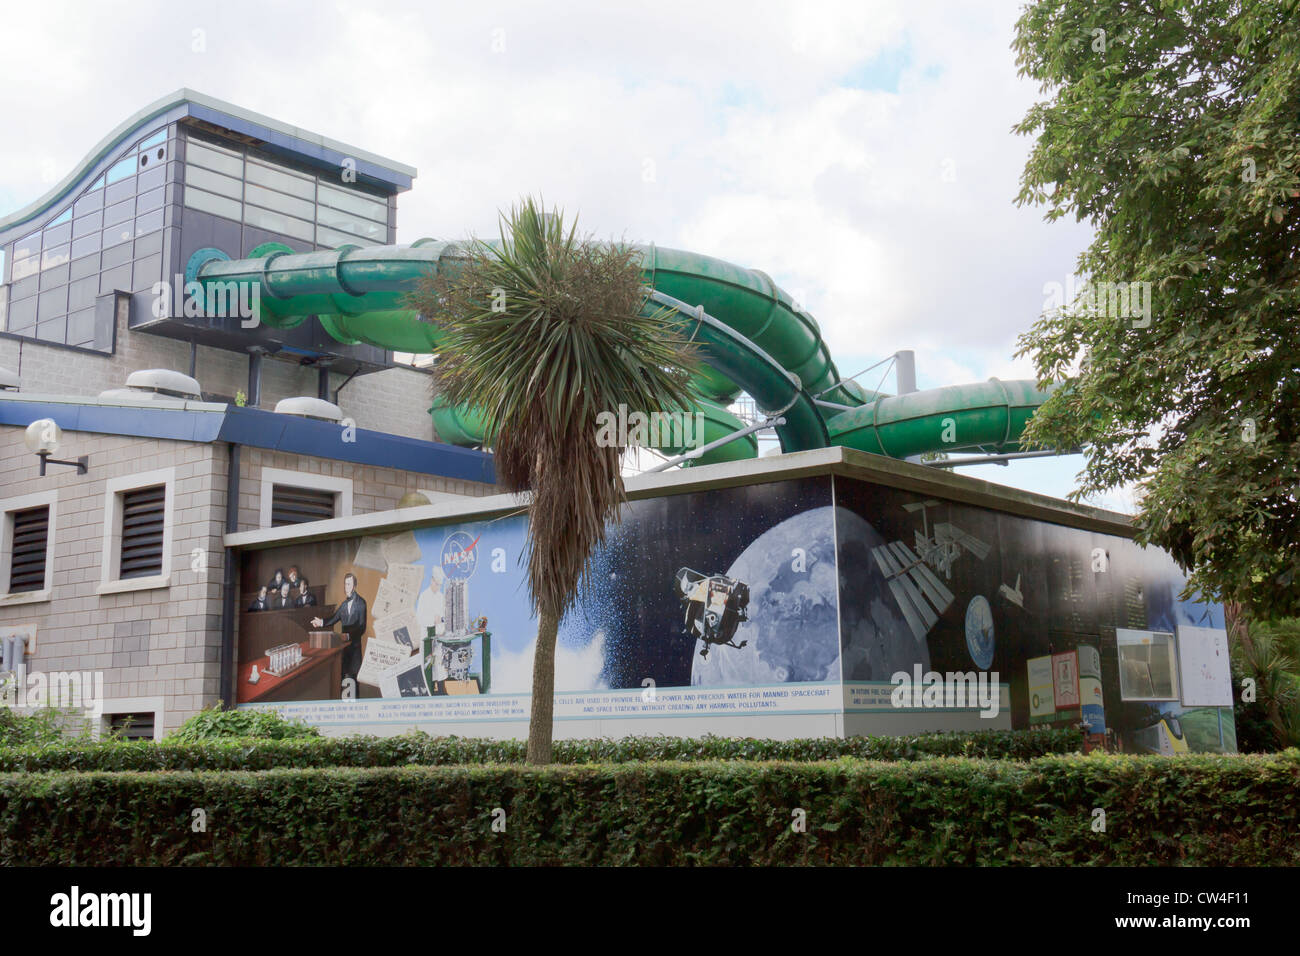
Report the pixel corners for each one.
[833,475,1236,754]
[236,477,844,723]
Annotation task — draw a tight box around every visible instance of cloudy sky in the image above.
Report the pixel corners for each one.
[0,0,1127,509]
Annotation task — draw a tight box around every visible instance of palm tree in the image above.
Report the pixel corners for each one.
[408,197,698,763]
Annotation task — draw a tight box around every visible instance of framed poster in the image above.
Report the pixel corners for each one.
[1027,655,1055,719]
[1116,629,1180,701]
[1176,625,1232,707]
[1052,650,1080,709]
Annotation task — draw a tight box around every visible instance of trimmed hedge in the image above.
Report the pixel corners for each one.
[1,750,1296,865]
[0,728,1082,773]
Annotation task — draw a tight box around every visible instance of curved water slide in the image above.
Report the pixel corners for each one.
[191,241,1050,464]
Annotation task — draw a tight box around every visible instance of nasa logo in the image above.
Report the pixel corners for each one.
[440,531,480,580]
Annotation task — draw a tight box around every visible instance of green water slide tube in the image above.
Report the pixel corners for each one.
[192,241,1052,463]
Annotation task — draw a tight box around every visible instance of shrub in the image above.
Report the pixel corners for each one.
[0,750,1295,865]
[164,707,321,743]
[0,728,1083,773]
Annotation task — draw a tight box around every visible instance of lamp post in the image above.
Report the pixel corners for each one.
[24,419,88,476]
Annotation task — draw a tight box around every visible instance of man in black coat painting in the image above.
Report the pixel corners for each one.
[312,572,366,697]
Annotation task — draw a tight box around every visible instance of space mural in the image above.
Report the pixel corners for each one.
[833,475,1236,754]
[236,477,843,718]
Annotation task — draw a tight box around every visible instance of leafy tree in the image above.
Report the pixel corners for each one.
[408,198,697,764]
[1012,0,1300,618]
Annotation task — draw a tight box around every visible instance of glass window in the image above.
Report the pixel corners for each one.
[38,286,67,319]
[89,175,105,192]
[44,222,72,247]
[106,156,136,184]
[315,226,367,249]
[132,254,162,291]
[75,190,104,216]
[138,129,167,150]
[136,165,165,193]
[14,233,40,260]
[134,209,164,237]
[183,186,242,221]
[246,159,315,200]
[243,205,314,242]
[11,256,40,282]
[103,223,133,248]
[103,198,134,228]
[317,183,388,223]
[40,263,69,289]
[49,208,72,226]
[185,163,242,200]
[8,295,37,330]
[71,234,100,260]
[186,141,243,178]
[105,178,136,206]
[36,317,66,343]
[41,245,69,271]
[1117,629,1180,701]
[100,263,132,296]
[67,308,97,346]
[137,187,165,214]
[245,182,315,221]
[68,275,97,312]
[0,248,5,283]
[73,211,103,237]
[11,275,38,301]
[69,253,99,280]
[102,242,132,269]
[134,231,163,259]
[0,285,6,331]
[316,206,385,242]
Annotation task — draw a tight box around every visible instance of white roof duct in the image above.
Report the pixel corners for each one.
[273,396,344,423]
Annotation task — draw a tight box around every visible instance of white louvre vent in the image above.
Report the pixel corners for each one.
[98,369,202,404]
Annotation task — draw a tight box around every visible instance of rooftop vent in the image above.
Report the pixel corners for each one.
[273,396,344,423]
[0,367,18,390]
[98,369,203,404]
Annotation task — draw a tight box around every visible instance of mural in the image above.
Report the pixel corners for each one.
[832,476,1235,753]
[236,477,842,717]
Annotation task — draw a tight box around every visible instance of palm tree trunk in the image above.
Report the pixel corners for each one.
[526,605,560,765]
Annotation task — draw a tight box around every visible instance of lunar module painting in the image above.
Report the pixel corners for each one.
[675,567,751,658]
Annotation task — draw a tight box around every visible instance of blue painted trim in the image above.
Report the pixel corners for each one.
[0,399,494,484]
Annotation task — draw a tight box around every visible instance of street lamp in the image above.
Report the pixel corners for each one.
[24,419,88,476]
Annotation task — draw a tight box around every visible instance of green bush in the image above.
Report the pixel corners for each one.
[0,708,89,748]
[0,750,1295,865]
[0,728,1082,773]
[165,707,321,743]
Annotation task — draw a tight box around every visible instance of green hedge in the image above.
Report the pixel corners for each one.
[0,728,1082,773]
[1,750,1295,865]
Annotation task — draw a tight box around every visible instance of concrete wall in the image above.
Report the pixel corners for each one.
[0,298,436,441]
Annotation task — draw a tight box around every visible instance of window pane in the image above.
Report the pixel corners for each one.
[186,141,243,178]
[71,234,100,260]
[139,129,167,150]
[41,245,70,270]
[317,183,388,223]
[67,307,96,346]
[102,242,131,269]
[11,275,38,300]
[75,189,104,216]
[136,165,165,194]
[90,175,105,191]
[40,263,69,289]
[104,198,134,227]
[185,163,242,199]
[49,208,72,226]
[69,253,99,280]
[100,262,131,295]
[44,222,72,247]
[133,254,162,291]
[243,204,314,241]
[246,159,315,200]
[73,211,103,238]
[315,206,385,243]
[38,286,67,319]
[137,185,165,215]
[103,223,134,248]
[12,256,40,282]
[106,178,136,206]
[135,210,163,238]
[183,186,242,221]
[106,155,137,184]
[245,182,314,221]
[134,230,163,259]
[14,233,40,259]
[9,295,36,330]
[68,275,97,312]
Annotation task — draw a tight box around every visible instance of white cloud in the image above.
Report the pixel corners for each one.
[490,630,608,695]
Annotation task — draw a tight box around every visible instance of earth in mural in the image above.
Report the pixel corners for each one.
[691,506,841,687]
[964,594,995,670]
[834,507,930,681]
